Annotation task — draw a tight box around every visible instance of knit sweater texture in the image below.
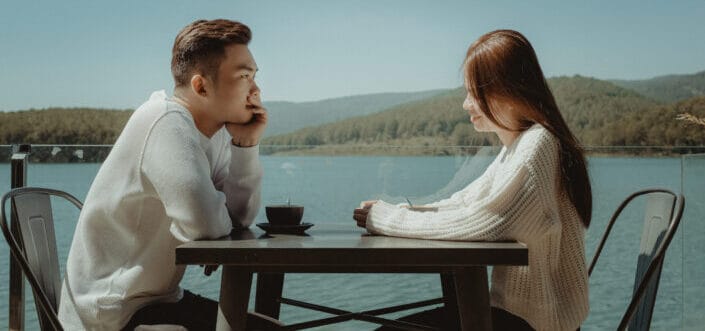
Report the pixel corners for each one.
[58,91,263,330]
[367,124,589,331]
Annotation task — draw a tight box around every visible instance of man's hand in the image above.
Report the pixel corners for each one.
[353,200,377,228]
[227,94,268,147]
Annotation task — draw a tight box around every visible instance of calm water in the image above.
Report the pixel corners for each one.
[1,155,703,330]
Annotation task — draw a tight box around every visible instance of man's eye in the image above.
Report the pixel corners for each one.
[241,74,250,79]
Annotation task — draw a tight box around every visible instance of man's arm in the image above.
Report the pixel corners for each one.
[218,95,267,228]
[212,133,263,229]
[141,112,233,242]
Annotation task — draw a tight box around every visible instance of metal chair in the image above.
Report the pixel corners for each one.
[588,188,685,331]
[1,187,83,331]
[2,187,283,331]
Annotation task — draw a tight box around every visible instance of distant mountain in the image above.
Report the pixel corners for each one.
[264,87,474,147]
[262,89,446,137]
[610,71,705,103]
[263,75,705,150]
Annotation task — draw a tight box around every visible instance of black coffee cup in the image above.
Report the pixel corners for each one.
[265,205,304,226]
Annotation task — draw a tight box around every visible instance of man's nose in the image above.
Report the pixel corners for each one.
[250,82,260,96]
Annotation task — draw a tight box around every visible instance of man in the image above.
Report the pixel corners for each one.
[58,19,271,330]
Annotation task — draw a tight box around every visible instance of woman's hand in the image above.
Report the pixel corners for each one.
[353,200,377,228]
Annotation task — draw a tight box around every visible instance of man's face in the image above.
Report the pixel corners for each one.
[206,44,260,125]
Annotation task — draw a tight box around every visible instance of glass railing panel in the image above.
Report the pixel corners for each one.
[0,145,12,193]
[1,144,701,330]
[0,145,11,163]
[681,153,705,331]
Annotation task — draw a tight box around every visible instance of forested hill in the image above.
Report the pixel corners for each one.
[611,70,705,103]
[2,72,705,149]
[608,95,705,146]
[0,90,445,145]
[264,89,446,137]
[549,76,661,145]
[0,108,132,145]
[263,75,705,148]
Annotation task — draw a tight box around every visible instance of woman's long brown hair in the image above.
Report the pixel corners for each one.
[464,29,592,227]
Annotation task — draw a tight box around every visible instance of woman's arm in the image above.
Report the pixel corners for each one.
[366,165,534,241]
[424,151,503,211]
[367,129,561,241]
[424,169,490,210]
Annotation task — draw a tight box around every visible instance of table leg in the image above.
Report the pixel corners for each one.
[440,273,460,330]
[255,272,284,319]
[216,266,252,331]
[454,267,492,331]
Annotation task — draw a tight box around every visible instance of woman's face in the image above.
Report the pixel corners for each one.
[463,92,496,133]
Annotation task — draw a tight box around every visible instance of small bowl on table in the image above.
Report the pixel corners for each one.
[258,205,312,235]
[265,205,304,226]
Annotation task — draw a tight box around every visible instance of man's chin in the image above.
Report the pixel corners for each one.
[227,115,253,125]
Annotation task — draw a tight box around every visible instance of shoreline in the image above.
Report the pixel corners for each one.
[3,144,705,162]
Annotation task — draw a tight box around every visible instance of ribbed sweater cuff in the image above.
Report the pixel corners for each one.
[366,200,404,234]
[229,144,260,174]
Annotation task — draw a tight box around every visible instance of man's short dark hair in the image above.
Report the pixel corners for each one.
[171,19,252,87]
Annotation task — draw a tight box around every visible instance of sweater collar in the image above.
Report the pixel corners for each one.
[500,123,542,162]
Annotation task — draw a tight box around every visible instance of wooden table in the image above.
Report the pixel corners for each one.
[175,224,527,331]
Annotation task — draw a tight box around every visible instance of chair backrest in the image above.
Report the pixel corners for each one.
[1,187,83,331]
[588,188,685,331]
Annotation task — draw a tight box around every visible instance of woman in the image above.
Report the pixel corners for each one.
[353,30,591,331]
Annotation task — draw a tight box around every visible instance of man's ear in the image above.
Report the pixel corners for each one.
[190,74,208,97]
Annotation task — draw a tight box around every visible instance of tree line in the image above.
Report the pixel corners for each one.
[2,75,705,160]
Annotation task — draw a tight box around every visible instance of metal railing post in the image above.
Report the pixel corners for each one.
[9,144,30,331]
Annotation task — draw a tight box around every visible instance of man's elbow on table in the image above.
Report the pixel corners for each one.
[227,192,261,230]
[169,215,233,242]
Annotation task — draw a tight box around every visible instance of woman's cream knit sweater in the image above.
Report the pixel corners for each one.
[367,124,589,331]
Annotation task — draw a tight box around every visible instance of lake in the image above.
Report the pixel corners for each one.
[1,153,703,330]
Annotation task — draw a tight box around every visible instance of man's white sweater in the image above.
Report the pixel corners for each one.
[367,124,589,331]
[58,91,263,330]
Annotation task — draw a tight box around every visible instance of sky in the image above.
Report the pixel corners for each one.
[1,0,704,111]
